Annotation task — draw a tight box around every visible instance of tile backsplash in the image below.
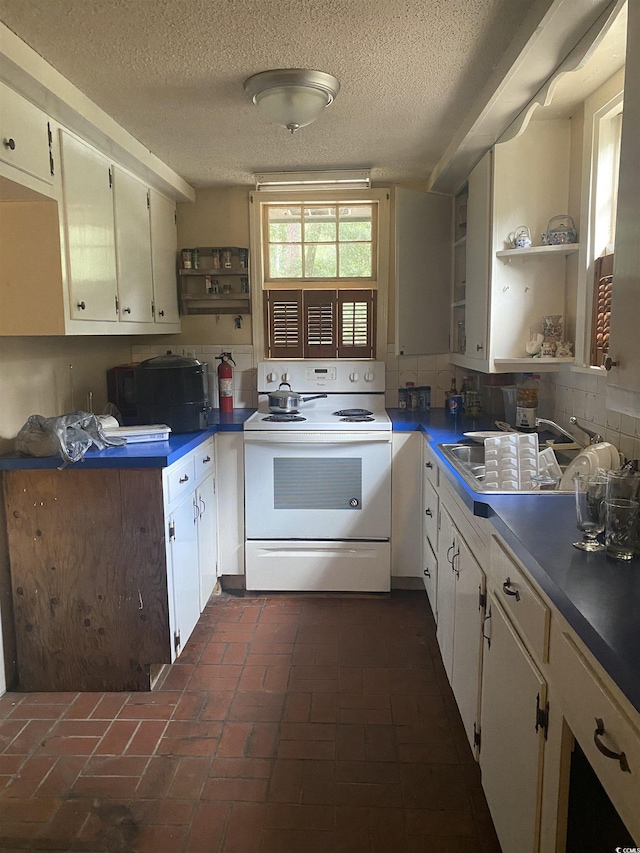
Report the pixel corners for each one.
[131,344,257,408]
[384,346,458,409]
[539,366,640,464]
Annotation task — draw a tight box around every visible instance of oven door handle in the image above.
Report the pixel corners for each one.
[243,431,392,444]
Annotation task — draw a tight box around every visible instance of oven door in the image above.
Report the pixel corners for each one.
[244,432,391,540]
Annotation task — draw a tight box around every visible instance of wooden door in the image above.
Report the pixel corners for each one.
[196,474,218,609]
[480,592,547,853]
[149,189,179,324]
[451,535,485,754]
[395,187,452,355]
[60,130,118,321]
[112,166,153,322]
[436,504,456,681]
[168,489,201,659]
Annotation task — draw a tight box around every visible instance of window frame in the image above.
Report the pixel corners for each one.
[574,75,624,370]
[250,187,390,361]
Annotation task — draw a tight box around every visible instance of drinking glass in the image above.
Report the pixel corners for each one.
[573,473,607,551]
[604,498,639,561]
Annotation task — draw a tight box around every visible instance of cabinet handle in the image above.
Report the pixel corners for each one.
[202,455,211,463]
[451,549,460,577]
[199,495,206,516]
[594,718,630,772]
[423,567,431,577]
[482,606,492,649]
[476,343,484,351]
[502,577,521,601]
[603,356,619,371]
[425,508,432,517]
[158,309,165,317]
[446,543,455,564]
[4,137,16,150]
[179,474,189,484]
[425,461,433,469]
[77,301,86,310]
[193,499,199,524]
[123,307,131,314]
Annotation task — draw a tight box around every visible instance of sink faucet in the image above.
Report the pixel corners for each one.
[568,416,603,445]
[535,418,587,448]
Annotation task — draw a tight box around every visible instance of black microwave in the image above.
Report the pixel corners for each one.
[106,364,138,423]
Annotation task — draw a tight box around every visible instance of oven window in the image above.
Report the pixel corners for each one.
[274,458,362,510]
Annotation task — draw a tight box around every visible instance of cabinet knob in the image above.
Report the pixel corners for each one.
[202,455,211,463]
[158,309,165,317]
[4,137,16,150]
[77,301,86,310]
[603,356,619,371]
[423,568,431,577]
[425,508,432,517]
[123,307,131,314]
[476,343,484,352]
[425,461,433,469]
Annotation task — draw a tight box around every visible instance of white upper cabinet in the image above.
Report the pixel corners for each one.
[60,130,118,322]
[608,1,640,404]
[0,81,53,190]
[150,189,179,325]
[112,166,154,323]
[395,187,452,355]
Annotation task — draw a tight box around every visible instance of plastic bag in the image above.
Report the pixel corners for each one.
[15,411,127,464]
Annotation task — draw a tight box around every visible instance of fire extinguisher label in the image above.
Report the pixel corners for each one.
[219,377,233,397]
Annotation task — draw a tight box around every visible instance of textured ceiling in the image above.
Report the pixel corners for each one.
[1,0,548,187]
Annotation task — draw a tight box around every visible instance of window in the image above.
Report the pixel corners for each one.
[250,188,389,360]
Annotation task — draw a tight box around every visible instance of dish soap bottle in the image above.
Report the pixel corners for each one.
[515,374,539,431]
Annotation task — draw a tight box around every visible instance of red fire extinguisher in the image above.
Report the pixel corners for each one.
[215,352,236,413]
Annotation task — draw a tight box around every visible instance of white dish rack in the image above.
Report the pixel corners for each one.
[484,433,539,490]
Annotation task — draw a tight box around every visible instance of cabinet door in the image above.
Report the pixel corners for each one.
[0,82,53,186]
[451,535,485,754]
[391,432,423,577]
[464,152,491,360]
[216,432,245,576]
[196,474,218,610]
[149,189,179,325]
[436,505,456,681]
[112,166,154,323]
[60,131,118,321]
[168,490,200,659]
[480,593,547,853]
[608,1,640,396]
[422,534,437,616]
[395,187,452,355]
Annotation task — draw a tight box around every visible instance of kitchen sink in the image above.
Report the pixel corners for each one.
[438,443,572,494]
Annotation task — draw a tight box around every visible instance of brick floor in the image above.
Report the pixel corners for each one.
[0,591,501,852]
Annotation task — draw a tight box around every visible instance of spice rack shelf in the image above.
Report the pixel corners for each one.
[178,246,250,316]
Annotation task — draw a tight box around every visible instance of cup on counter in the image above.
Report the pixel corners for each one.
[573,473,607,551]
[605,470,640,556]
[604,498,639,561]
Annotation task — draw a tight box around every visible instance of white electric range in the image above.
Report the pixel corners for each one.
[243,361,391,592]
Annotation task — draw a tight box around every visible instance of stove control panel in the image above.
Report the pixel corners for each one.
[305,366,337,382]
[257,361,385,393]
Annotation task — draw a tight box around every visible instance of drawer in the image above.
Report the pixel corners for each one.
[491,534,550,662]
[423,441,439,488]
[165,455,195,505]
[553,628,640,840]
[423,477,439,548]
[194,438,215,485]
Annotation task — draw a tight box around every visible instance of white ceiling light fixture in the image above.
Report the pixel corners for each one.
[243,69,340,134]
[254,170,371,191]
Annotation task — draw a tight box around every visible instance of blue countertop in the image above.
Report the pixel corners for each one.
[390,408,640,715]
[2,405,638,713]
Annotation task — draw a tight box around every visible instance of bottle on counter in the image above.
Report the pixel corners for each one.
[516,373,539,431]
[447,378,463,417]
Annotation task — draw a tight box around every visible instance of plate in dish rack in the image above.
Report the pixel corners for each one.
[463,431,517,443]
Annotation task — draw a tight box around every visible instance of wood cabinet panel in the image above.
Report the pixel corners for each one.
[3,468,170,691]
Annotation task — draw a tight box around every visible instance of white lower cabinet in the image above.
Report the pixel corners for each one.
[164,436,217,659]
[436,501,486,754]
[391,432,422,577]
[216,432,245,577]
[480,592,548,853]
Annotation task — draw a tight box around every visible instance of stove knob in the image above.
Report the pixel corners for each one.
[266,372,276,383]
[282,372,291,382]
[349,371,360,382]
[364,371,375,382]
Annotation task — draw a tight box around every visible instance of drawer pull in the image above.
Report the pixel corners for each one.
[502,577,521,602]
[482,606,492,649]
[425,461,433,469]
[423,567,431,577]
[179,474,190,484]
[594,718,630,772]
[202,455,211,463]
[425,508,433,517]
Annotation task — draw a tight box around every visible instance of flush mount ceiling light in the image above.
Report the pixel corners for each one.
[243,69,340,134]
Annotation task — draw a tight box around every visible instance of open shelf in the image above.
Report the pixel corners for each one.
[496,244,580,259]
